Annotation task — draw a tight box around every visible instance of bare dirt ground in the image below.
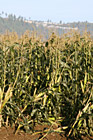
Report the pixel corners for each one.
[0,125,92,140]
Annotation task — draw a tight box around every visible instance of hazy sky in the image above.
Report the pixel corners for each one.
[0,0,93,23]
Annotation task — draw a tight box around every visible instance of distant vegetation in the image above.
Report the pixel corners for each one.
[0,12,93,39]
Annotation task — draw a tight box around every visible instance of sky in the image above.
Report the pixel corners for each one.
[0,0,93,23]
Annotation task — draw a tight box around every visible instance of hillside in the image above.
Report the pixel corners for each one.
[0,14,93,38]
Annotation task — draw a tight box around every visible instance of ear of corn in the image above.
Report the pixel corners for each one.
[0,86,12,127]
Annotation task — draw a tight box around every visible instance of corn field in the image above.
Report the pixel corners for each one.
[0,31,93,139]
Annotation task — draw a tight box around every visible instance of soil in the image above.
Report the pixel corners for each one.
[0,125,92,140]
